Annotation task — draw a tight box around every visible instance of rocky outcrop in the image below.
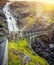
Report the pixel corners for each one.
[0,0,8,35]
[9,2,44,29]
[0,9,8,35]
[10,49,31,65]
[0,0,7,7]
[32,34,54,65]
[9,1,54,32]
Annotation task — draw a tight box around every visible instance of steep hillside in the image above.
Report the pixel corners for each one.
[9,1,54,31]
[8,39,49,65]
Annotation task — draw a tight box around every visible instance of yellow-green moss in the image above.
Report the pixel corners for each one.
[8,39,49,65]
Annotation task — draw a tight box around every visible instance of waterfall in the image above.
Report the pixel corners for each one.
[3,2,19,33]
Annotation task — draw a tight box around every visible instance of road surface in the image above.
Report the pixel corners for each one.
[0,37,8,65]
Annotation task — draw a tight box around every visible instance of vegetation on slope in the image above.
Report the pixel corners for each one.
[8,39,49,65]
[0,19,8,35]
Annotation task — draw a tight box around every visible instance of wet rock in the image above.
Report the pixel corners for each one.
[0,9,8,35]
[32,35,54,65]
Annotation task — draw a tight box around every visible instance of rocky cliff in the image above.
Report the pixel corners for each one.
[9,1,54,31]
[0,0,7,7]
[0,0,8,35]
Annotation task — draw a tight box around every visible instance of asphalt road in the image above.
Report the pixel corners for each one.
[0,37,8,65]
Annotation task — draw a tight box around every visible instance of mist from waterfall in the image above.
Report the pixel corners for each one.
[3,2,19,33]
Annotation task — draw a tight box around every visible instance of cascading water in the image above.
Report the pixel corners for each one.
[3,2,19,33]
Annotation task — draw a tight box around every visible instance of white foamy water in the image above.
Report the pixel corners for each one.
[49,44,54,48]
[3,2,19,33]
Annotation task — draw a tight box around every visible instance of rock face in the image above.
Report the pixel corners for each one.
[9,2,45,29]
[0,0,8,35]
[32,34,54,65]
[0,8,8,35]
[0,0,7,7]
[9,1,54,31]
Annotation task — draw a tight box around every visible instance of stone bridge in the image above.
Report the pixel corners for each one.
[22,30,49,49]
[18,24,54,49]
[9,23,54,45]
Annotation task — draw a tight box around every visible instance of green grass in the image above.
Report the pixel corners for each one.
[8,39,49,65]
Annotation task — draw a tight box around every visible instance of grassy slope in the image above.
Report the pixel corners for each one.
[8,39,49,65]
